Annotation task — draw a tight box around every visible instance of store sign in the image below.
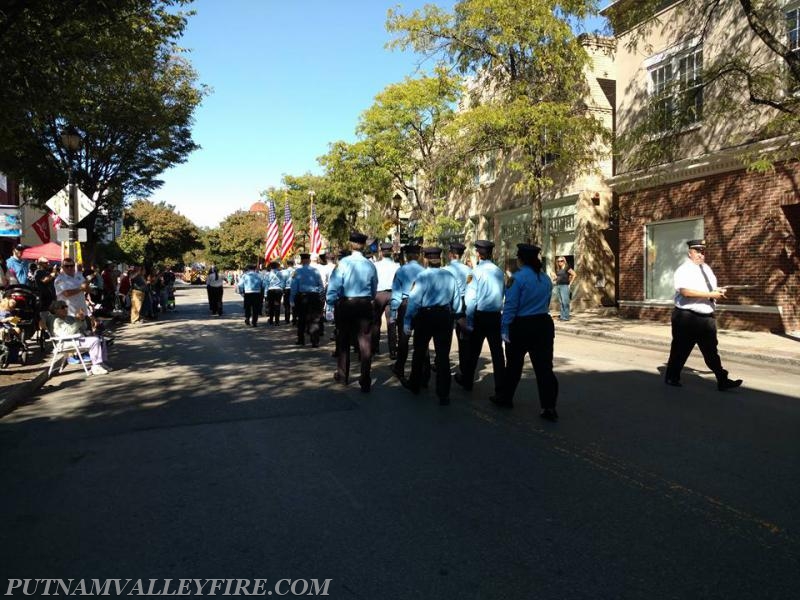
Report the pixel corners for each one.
[0,205,22,237]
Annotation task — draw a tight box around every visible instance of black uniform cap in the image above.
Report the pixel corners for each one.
[379,242,394,251]
[449,242,466,253]
[403,244,421,255]
[299,253,311,260]
[474,240,494,250]
[687,239,707,249]
[423,246,442,258]
[516,243,541,260]
[349,232,368,244]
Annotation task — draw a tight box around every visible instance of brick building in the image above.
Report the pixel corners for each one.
[605,0,800,333]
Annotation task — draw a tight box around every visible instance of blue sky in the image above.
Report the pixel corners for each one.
[149,0,608,228]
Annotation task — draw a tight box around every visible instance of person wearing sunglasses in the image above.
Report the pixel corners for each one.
[54,259,89,317]
[553,256,576,321]
[664,239,742,391]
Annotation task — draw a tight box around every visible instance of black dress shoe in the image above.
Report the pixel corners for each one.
[390,365,404,380]
[490,395,513,408]
[333,371,348,385]
[244,319,250,325]
[665,378,682,387]
[718,378,743,391]
[454,373,473,391]
[539,408,558,421]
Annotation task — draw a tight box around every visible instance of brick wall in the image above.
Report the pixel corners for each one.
[617,164,800,333]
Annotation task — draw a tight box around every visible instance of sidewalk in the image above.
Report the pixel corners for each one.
[3,310,799,417]
[555,311,800,370]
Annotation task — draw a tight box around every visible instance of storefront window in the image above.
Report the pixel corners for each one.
[645,218,703,300]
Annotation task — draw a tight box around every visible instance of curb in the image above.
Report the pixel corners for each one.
[557,326,800,370]
[0,367,49,418]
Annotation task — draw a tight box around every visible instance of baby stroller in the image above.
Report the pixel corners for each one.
[0,319,28,368]
[1,285,40,346]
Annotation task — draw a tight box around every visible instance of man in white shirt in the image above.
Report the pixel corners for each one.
[372,242,400,357]
[664,239,742,391]
[54,258,89,317]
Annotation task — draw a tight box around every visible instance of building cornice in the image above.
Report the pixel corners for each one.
[607,136,798,193]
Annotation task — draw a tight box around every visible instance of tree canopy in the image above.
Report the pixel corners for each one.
[387,0,608,242]
[0,0,206,225]
[115,199,201,266]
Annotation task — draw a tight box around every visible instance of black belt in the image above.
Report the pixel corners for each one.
[674,307,714,318]
[343,296,371,301]
[419,305,450,313]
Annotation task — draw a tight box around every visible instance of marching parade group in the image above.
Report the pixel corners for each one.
[224,233,560,420]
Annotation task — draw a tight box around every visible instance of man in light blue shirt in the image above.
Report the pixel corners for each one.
[290,253,324,347]
[456,240,505,397]
[389,244,423,380]
[444,242,472,377]
[402,247,460,405]
[237,264,264,326]
[281,261,296,324]
[264,262,284,325]
[326,232,378,393]
[6,244,31,286]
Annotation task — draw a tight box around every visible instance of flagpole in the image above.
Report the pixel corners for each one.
[308,189,315,254]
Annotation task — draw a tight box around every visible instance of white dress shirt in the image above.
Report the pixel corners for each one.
[674,259,717,315]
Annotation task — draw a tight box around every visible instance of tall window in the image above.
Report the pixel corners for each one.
[788,7,800,53]
[648,45,704,132]
[645,218,704,300]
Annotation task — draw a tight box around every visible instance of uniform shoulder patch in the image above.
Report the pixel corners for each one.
[466,274,473,285]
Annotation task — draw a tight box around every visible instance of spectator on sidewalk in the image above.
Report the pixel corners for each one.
[6,244,30,286]
[664,239,743,391]
[54,258,89,317]
[129,266,147,324]
[553,256,576,321]
[48,300,111,375]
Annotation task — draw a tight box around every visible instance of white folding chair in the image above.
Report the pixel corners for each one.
[47,332,92,376]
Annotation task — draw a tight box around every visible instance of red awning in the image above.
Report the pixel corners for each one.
[20,241,62,262]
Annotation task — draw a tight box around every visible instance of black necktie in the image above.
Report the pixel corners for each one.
[699,264,713,291]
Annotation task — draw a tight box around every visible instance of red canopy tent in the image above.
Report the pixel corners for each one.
[20,241,62,262]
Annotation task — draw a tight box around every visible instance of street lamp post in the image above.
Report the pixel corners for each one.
[391,192,402,253]
[60,127,81,260]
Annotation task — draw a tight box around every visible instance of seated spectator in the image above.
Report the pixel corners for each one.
[48,300,111,375]
[0,297,22,337]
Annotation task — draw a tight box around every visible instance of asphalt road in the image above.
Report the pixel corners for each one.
[0,285,798,599]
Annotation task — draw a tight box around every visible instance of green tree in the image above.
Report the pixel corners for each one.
[351,70,466,242]
[213,210,269,268]
[317,142,394,247]
[116,199,201,266]
[387,0,608,242]
[608,0,800,172]
[0,0,206,251]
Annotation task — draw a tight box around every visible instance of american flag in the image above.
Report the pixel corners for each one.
[280,200,294,260]
[309,202,322,255]
[264,200,279,261]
